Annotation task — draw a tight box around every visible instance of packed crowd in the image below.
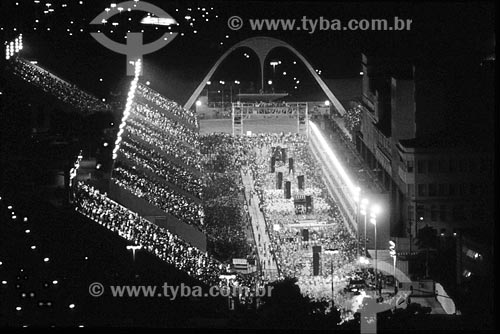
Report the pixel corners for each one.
[132,102,200,148]
[10,57,109,114]
[200,133,255,171]
[112,162,204,229]
[74,182,224,285]
[200,134,254,263]
[136,83,198,128]
[125,116,202,171]
[233,133,359,293]
[118,138,203,198]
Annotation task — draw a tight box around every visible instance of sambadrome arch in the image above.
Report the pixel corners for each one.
[183,36,346,115]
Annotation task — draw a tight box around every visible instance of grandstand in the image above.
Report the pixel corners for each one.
[2,53,391,323]
[2,55,221,294]
[7,56,111,115]
[0,189,226,327]
[109,75,208,251]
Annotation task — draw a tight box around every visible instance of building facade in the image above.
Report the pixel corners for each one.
[356,53,494,243]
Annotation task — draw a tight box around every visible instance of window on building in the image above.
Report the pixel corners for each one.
[407,160,414,173]
[449,159,456,173]
[416,204,425,221]
[438,184,447,196]
[440,205,447,221]
[449,184,457,196]
[418,184,427,197]
[468,159,476,172]
[452,205,465,221]
[469,183,477,196]
[459,183,467,196]
[479,158,489,173]
[459,159,467,172]
[438,160,447,173]
[477,208,485,221]
[428,183,437,196]
[407,184,415,197]
[417,160,427,174]
[408,205,414,222]
[431,205,438,222]
[428,160,436,173]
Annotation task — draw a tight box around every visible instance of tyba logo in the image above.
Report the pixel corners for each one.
[90,1,178,75]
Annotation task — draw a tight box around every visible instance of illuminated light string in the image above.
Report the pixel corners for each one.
[309,121,359,199]
[112,59,142,160]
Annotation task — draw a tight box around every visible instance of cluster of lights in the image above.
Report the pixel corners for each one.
[358,256,370,265]
[69,150,83,181]
[0,195,83,317]
[6,3,223,42]
[5,34,23,60]
[269,60,281,69]
[112,59,142,160]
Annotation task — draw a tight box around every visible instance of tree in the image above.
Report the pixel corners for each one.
[343,101,362,138]
[258,277,341,329]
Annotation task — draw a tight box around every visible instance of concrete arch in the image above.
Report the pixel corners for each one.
[183,36,345,116]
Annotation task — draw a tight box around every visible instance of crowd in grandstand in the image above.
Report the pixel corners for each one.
[136,83,198,128]
[132,102,200,148]
[119,139,203,198]
[74,182,223,285]
[10,57,109,114]
[125,117,202,171]
[112,163,204,228]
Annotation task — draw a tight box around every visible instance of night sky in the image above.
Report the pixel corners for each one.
[0,1,495,104]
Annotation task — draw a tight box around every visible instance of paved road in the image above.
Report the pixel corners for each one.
[240,169,279,280]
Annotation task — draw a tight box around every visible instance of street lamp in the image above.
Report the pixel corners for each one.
[234,80,241,102]
[324,248,340,308]
[360,198,369,257]
[389,240,396,278]
[353,187,361,257]
[219,81,225,109]
[370,204,381,294]
[270,61,279,73]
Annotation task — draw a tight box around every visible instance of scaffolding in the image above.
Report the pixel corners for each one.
[231,102,309,137]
